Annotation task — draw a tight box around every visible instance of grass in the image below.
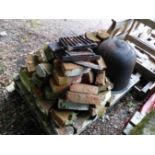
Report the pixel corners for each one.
[130,110,155,135]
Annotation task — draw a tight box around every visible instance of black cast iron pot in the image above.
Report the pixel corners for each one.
[98,38,136,91]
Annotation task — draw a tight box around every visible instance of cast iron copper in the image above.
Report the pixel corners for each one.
[59,35,98,51]
[98,38,136,90]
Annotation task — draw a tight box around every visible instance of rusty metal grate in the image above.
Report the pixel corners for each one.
[59,35,98,51]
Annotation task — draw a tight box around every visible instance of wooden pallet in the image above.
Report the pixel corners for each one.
[14,78,99,135]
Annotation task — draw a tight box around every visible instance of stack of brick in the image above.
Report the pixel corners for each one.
[15,39,113,132]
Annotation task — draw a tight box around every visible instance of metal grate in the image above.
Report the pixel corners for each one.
[59,35,98,51]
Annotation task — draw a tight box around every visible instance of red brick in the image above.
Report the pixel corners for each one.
[66,91,105,105]
[70,83,99,95]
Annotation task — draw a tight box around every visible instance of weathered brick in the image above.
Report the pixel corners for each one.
[62,62,81,71]
[70,83,99,95]
[51,109,77,127]
[53,67,81,85]
[99,91,111,107]
[58,99,89,111]
[31,84,44,98]
[36,99,53,116]
[44,86,61,100]
[71,76,82,84]
[53,68,69,85]
[25,54,38,72]
[85,31,101,42]
[97,30,110,40]
[105,77,114,90]
[36,47,48,62]
[49,78,69,94]
[97,56,107,70]
[98,85,107,92]
[44,44,55,62]
[66,91,105,105]
[81,70,94,84]
[31,73,44,87]
[95,71,106,86]
[95,91,111,117]
[36,63,52,78]
[19,68,32,92]
[53,59,69,85]
[61,62,87,76]
[95,73,113,92]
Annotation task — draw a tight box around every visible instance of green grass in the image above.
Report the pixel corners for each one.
[130,110,155,135]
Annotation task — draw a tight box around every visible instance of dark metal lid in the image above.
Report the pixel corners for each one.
[98,38,136,90]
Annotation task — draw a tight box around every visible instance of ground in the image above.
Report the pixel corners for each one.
[0,19,143,135]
